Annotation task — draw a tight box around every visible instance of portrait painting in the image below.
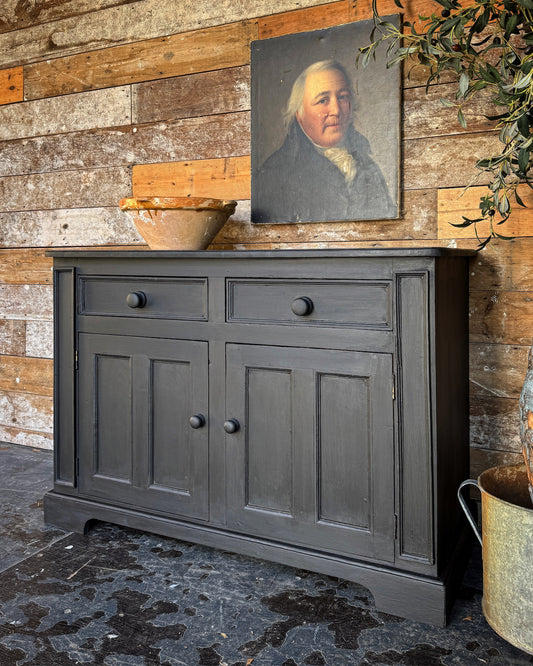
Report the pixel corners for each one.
[251,18,401,224]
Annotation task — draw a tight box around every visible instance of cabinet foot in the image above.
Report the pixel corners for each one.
[44,491,461,626]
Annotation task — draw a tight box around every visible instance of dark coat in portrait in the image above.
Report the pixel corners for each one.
[252,121,395,224]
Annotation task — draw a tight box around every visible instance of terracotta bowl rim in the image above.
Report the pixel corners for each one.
[119,197,237,212]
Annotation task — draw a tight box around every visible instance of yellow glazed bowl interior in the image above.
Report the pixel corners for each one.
[119,197,237,250]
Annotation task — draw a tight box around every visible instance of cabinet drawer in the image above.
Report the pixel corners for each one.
[79,276,207,320]
[227,279,391,328]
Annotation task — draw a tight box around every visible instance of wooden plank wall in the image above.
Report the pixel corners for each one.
[0,0,531,474]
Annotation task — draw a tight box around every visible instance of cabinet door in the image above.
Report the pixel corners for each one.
[225,344,394,563]
[78,334,209,520]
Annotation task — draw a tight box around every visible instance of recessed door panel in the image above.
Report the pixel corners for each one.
[78,334,209,520]
[246,367,293,515]
[226,344,394,562]
[94,354,132,483]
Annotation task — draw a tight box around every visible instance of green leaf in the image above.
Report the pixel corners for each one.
[518,114,531,138]
[517,0,533,9]
[515,189,527,207]
[458,71,469,97]
[457,107,467,128]
[439,97,457,107]
[519,147,530,172]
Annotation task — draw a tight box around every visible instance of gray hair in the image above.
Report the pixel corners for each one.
[282,60,355,129]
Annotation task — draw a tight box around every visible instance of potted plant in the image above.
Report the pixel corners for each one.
[358,1,533,652]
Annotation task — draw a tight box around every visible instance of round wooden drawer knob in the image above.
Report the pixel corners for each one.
[291,296,314,316]
[126,291,147,308]
[223,418,240,434]
[189,414,206,429]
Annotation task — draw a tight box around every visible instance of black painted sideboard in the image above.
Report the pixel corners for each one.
[44,248,474,625]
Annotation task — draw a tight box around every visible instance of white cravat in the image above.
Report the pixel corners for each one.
[322,146,356,185]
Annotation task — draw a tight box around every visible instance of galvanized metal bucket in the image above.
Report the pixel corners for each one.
[458,463,533,655]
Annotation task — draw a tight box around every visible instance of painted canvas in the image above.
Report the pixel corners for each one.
[251,17,400,224]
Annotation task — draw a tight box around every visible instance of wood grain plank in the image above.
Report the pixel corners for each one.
[438,185,533,240]
[0,249,52,284]
[258,1,350,39]
[132,67,250,124]
[470,290,533,346]
[0,207,141,248]
[470,343,530,399]
[0,424,53,449]
[404,83,498,140]
[0,67,23,105]
[0,112,250,177]
[26,321,54,359]
[214,189,438,244]
[132,156,251,200]
[0,285,53,319]
[0,0,140,35]
[0,320,25,356]
[24,21,257,99]
[0,390,52,432]
[470,446,523,478]
[0,356,53,396]
[509,238,533,291]
[0,167,131,212]
[0,0,331,69]
[0,87,131,141]
[469,238,512,291]
[403,133,500,190]
[470,395,521,453]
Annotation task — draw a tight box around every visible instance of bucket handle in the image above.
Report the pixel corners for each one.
[458,479,482,546]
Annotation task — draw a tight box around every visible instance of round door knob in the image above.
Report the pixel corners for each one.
[291,296,314,316]
[189,414,206,429]
[223,418,240,434]
[126,291,147,308]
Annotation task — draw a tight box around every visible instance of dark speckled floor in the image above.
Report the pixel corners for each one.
[1,443,532,666]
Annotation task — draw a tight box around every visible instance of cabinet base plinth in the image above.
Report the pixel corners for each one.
[44,490,462,626]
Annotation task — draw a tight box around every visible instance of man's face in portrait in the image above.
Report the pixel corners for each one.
[295,68,352,148]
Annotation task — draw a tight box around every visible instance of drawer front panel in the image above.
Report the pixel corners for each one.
[227,279,391,328]
[80,276,208,320]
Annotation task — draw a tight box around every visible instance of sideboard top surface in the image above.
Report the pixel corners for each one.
[46,248,476,260]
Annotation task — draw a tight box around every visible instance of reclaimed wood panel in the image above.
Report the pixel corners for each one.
[258,1,351,38]
[26,321,54,359]
[0,208,141,248]
[0,424,53,450]
[510,238,533,291]
[0,168,131,213]
[24,21,257,99]
[403,84,498,140]
[0,320,25,356]
[0,0,140,35]
[403,133,500,190]
[0,67,23,105]
[438,186,533,240]
[132,156,251,200]
[470,343,530,399]
[0,87,131,141]
[215,189,438,243]
[132,67,250,124]
[470,395,521,452]
[0,112,250,177]
[470,446,523,478]
[469,239,512,291]
[0,285,53,319]
[0,0,332,69]
[470,290,533,346]
[0,250,52,284]
[0,356,53,396]
[0,390,52,432]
